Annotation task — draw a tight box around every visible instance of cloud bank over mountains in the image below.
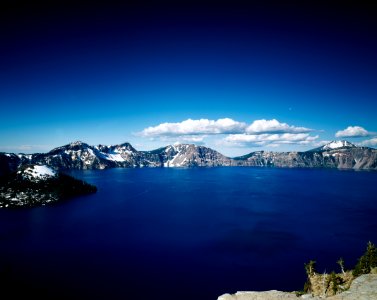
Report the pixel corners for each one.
[139,118,377,150]
[140,118,247,137]
[224,133,319,147]
[139,118,318,147]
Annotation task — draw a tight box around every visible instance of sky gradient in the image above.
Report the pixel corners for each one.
[1,1,376,156]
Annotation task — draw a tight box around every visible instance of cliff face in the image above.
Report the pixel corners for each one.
[217,274,377,300]
[140,144,233,167]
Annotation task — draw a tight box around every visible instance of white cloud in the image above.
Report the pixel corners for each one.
[140,118,247,137]
[224,133,319,147]
[359,138,377,147]
[140,118,313,137]
[335,126,373,138]
[139,117,318,148]
[246,119,312,134]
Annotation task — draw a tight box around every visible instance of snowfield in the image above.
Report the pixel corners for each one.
[20,165,57,179]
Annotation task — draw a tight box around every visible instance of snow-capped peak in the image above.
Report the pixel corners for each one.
[321,140,356,150]
[18,165,57,181]
[70,141,87,147]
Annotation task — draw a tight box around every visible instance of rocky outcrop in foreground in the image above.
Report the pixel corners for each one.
[219,290,299,299]
[217,274,377,300]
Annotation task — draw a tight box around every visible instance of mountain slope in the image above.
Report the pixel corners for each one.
[29,141,142,169]
[141,144,233,167]
[232,141,377,170]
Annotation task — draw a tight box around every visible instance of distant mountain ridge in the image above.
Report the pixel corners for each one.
[0,140,376,173]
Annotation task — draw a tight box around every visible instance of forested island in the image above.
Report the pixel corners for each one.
[0,164,97,208]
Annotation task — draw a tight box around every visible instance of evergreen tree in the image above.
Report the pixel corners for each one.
[353,241,377,276]
[304,260,316,276]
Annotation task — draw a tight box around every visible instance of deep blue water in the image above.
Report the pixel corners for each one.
[1,167,377,299]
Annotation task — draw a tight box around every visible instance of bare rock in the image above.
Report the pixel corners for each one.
[218,275,377,300]
[218,290,299,300]
[328,274,377,300]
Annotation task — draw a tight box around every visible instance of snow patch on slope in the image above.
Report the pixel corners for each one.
[101,152,125,162]
[19,165,57,180]
[322,140,356,150]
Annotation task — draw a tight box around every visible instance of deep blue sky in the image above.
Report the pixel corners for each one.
[1,1,376,156]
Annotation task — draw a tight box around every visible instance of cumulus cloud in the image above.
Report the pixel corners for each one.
[224,133,319,147]
[139,118,247,137]
[139,118,318,148]
[335,126,373,138]
[140,118,312,137]
[246,119,313,134]
[359,138,377,147]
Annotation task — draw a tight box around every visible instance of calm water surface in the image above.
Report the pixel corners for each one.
[1,167,377,299]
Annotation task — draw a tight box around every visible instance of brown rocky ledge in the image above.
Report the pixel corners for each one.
[218,274,377,300]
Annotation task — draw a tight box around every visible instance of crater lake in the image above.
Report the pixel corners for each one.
[1,167,377,299]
